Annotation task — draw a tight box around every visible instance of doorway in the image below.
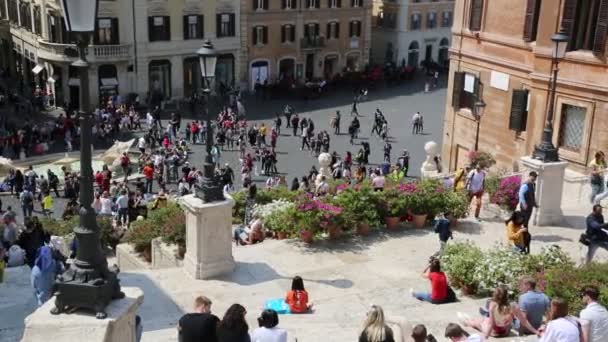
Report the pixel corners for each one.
[305,53,314,80]
[69,85,80,109]
[250,61,269,91]
[425,44,433,62]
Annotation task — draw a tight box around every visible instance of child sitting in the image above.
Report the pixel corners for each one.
[285,276,313,313]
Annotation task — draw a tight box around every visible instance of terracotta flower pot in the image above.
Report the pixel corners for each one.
[461,284,477,296]
[277,231,288,240]
[300,230,314,243]
[142,247,152,263]
[177,245,186,259]
[412,214,427,228]
[356,223,371,236]
[385,217,401,230]
[327,224,342,240]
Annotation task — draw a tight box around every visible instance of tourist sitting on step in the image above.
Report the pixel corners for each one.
[233,213,265,246]
[285,276,313,314]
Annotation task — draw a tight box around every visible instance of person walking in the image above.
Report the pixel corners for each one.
[333,110,341,135]
[465,165,486,222]
[351,97,359,116]
[585,204,608,264]
[589,151,606,204]
[412,112,421,134]
[20,187,34,220]
[291,114,299,136]
[518,171,538,254]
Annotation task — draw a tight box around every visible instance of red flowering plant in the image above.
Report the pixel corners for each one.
[294,196,344,233]
[467,151,496,169]
[490,175,522,211]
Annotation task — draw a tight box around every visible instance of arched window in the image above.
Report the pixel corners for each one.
[438,38,450,67]
[408,41,419,68]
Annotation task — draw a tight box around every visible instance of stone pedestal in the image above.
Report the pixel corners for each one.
[521,156,568,226]
[420,141,439,179]
[21,287,143,342]
[180,194,236,279]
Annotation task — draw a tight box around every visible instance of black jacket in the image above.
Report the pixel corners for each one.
[586,213,608,242]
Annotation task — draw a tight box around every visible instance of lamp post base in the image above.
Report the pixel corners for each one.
[50,263,124,319]
[532,143,559,163]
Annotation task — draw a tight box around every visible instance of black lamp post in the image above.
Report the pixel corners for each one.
[473,99,486,151]
[51,0,123,319]
[194,40,225,202]
[532,29,569,162]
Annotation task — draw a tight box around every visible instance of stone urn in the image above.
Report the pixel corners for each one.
[420,141,439,179]
[315,152,333,189]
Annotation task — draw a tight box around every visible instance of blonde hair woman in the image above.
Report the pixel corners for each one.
[359,305,395,342]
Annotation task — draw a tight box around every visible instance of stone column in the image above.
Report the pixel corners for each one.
[180,194,236,279]
[520,156,568,226]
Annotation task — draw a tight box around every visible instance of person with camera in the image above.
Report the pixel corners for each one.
[411,258,450,304]
[584,204,608,263]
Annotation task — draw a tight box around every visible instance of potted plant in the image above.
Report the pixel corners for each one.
[333,186,381,236]
[407,191,429,228]
[295,199,321,243]
[255,200,296,239]
[490,175,523,216]
[382,189,407,230]
[440,241,483,295]
[318,201,344,240]
[444,190,469,227]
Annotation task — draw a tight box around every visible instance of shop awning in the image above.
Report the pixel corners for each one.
[32,65,43,74]
[100,78,118,87]
[68,78,80,86]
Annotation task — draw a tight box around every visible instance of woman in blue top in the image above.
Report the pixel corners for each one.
[31,246,62,306]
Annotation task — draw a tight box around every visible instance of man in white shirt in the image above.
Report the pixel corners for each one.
[465,165,486,221]
[580,286,608,342]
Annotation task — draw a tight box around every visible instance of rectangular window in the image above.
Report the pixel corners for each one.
[148,16,170,41]
[253,25,268,45]
[304,23,320,38]
[469,0,484,31]
[427,12,436,29]
[561,0,608,55]
[7,0,17,25]
[282,0,297,9]
[452,72,480,110]
[33,5,41,35]
[349,20,361,37]
[281,24,295,43]
[523,0,541,42]
[508,89,529,132]
[411,13,420,30]
[254,0,268,10]
[442,11,452,28]
[558,104,586,151]
[95,18,119,44]
[183,15,204,40]
[351,0,361,7]
[328,0,341,8]
[306,0,319,9]
[217,13,235,37]
[326,21,340,39]
[0,0,6,20]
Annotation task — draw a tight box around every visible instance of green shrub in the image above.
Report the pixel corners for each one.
[544,263,608,314]
[126,219,160,253]
[332,185,381,228]
[441,241,484,288]
[41,216,116,249]
[155,203,186,247]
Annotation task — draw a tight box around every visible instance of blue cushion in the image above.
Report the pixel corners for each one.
[264,298,291,314]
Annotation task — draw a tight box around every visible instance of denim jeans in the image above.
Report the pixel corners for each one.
[412,291,433,302]
[145,178,153,194]
[591,183,605,204]
[586,240,608,263]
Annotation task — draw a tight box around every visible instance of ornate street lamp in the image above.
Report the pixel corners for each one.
[532,29,569,162]
[473,99,485,151]
[194,40,225,202]
[51,0,123,319]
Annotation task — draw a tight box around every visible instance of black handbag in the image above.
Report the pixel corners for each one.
[579,233,591,246]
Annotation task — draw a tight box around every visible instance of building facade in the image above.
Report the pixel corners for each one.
[1,0,240,109]
[371,0,453,67]
[240,0,372,91]
[442,0,608,173]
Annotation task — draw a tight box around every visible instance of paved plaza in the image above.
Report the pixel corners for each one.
[3,201,606,342]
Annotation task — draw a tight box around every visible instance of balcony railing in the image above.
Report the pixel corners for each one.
[37,40,132,62]
[300,36,325,50]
